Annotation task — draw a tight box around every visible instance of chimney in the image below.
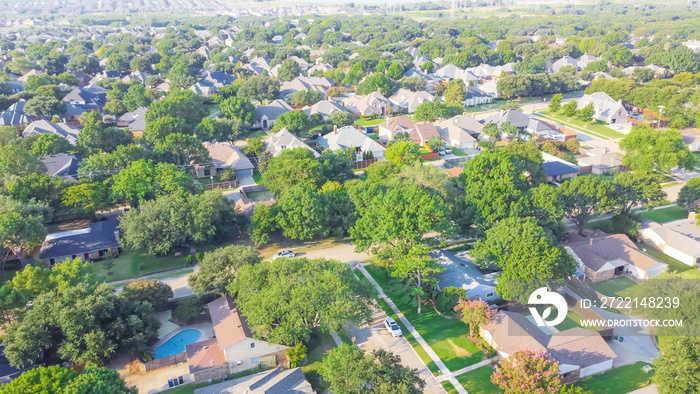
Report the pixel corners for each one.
[333,124,338,135]
[602,147,608,154]
[114,230,120,243]
[589,237,593,246]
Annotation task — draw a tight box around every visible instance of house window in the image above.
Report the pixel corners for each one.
[562,372,571,378]
[251,357,259,363]
[250,343,255,348]
[486,292,495,298]
[71,255,77,259]
[204,168,211,176]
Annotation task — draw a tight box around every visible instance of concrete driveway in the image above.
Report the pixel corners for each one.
[347,308,445,394]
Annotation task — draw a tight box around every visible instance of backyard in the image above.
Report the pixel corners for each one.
[638,244,692,273]
[365,265,488,372]
[575,362,654,394]
[536,110,626,140]
[590,276,640,298]
[300,330,336,392]
[354,117,385,126]
[639,206,687,223]
[91,249,191,282]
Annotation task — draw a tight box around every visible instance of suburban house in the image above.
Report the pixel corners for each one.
[267,127,319,157]
[640,218,700,267]
[377,116,416,142]
[463,85,493,107]
[62,103,86,122]
[576,53,601,69]
[254,99,293,129]
[388,88,437,113]
[302,100,355,120]
[316,125,386,160]
[196,142,255,179]
[552,55,580,72]
[576,147,624,175]
[279,76,332,99]
[480,311,616,382]
[0,99,30,128]
[308,63,333,76]
[479,78,500,99]
[484,109,531,132]
[412,122,441,145]
[39,153,81,182]
[434,115,483,149]
[122,70,150,85]
[576,92,628,124]
[343,92,392,117]
[564,231,668,282]
[435,64,479,84]
[190,82,217,98]
[38,220,120,265]
[542,153,580,183]
[61,86,107,112]
[200,71,236,88]
[185,295,288,383]
[116,107,147,138]
[192,368,312,394]
[528,118,566,141]
[436,251,500,302]
[403,68,441,93]
[22,120,80,144]
[680,129,700,151]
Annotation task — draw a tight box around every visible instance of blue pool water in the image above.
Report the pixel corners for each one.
[154,330,202,359]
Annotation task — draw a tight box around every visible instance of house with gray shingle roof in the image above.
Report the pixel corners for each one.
[640,218,700,268]
[38,220,120,265]
[254,99,293,129]
[434,115,482,149]
[0,99,30,127]
[39,153,81,182]
[117,107,147,138]
[302,100,354,120]
[317,125,386,160]
[576,92,628,124]
[388,88,437,114]
[267,128,319,157]
[193,368,312,394]
[484,109,531,131]
[22,120,80,144]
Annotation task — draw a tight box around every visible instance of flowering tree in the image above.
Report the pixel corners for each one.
[453,299,490,338]
[491,349,562,394]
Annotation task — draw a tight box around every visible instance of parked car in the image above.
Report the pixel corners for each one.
[444,146,452,155]
[384,317,402,337]
[438,148,446,156]
[608,124,622,130]
[273,250,296,259]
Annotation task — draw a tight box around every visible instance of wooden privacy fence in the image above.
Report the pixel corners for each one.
[139,352,187,372]
[241,185,269,199]
[354,158,377,170]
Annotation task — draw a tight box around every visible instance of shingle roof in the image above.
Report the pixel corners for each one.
[255,100,293,121]
[566,231,667,273]
[0,99,28,126]
[484,109,530,129]
[38,220,119,260]
[317,126,386,154]
[543,161,580,177]
[207,295,254,350]
[194,368,313,394]
[39,153,81,182]
[22,120,80,144]
[185,338,226,374]
[204,142,255,171]
[268,128,319,157]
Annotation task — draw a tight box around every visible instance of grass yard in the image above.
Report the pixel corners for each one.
[639,206,688,223]
[638,244,691,273]
[566,311,600,332]
[252,169,264,185]
[365,265,487,371]
[450,147,468,157]
[301,330,336,392]
[246,190,275,202]
[148,268,195,280]
[591,276,640,298]
[92,250,190,282]
[441,381,459,394]
[204,104,220,116]
[575,362,653,394]
[536,111,625,140]
[354,117,385,126]
[455,365,501,394]
[0,266,21,287]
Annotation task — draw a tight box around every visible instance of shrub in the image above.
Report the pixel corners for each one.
[173,296,205,323]
[286,343,307,367]
[435,287,465,315]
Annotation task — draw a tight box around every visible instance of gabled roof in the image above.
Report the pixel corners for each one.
[61,87,106,109]
[565,231,667,273]
[377,115,416,134]
[39,153,81,182]
[22,120,79,144]
[343,92,391,116]
[204,142,255,171]
[388,88,436,109]
[0,99,28,126]
[255,99,293,121]
[38,220,120,260]
[302,100,350,118]
[207,295,254,350]
[484,109,530,129]
[412,122,440,142]
[268,128,319,157]
[117,106,147,132]
[642,219,700,257]
[317,126,386,153]
[434,115,483,144]
[543,161,580,177]
[193,368,313,394]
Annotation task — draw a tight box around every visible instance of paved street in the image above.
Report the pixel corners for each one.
[347,308,445,394]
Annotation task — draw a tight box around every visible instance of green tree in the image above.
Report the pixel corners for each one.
[677,178,700,208]
[350,185,449,262]
[168,61,195,89]
[263,147,321,196]
[471,217,576,301]
[579,103,595,123]
[62,182,113,215]
[5,173,67,210]
[549,93,563,113]
[111,159,155,208]
[145,90,207,131]
[385,141,422,167]
[444,79,466,105]
[0,365,77,393]
[78,125,133,155]
[122,83,151,112]
[250,203,279,246]
[64,367,137,394]
[654,337,700,394]
[270,111,311,137]
[329,111,353,127]
[23,96,65,118]
[619,126,697,173]
[220,96,255,125]
[237,75,280,102]
[106,53,130,73]
[391,247,444,314]
[0,145,45,183]
[0,212,46,263]
[188,245,261,296]
[228,258,372,345]
[320,344,425,394]
[562,100,578,117]
[172,296,204,323]
[276,184,328,240]
[67,54,100,74]
[286,344,307,368]
[277,59,302,82]
[154,133,209,166]
[559,176,618,235]
[119,280,173,309]
[30,133,74,156]
[386,63,404,80]
[356,72,399,96]
[613,172,666,216]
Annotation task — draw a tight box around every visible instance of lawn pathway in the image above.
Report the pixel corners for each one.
[439,357,499,382]
[357,265,467,394]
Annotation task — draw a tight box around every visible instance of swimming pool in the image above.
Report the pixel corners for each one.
[154,329,202,359]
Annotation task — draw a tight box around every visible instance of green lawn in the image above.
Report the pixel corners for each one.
[92,250,190,282]
[148,268,195,280]
[575,362,653,394]
[252,169,265,185]
[246,190,275,202]
[204,104,220,116]
[566,311,599,332]
[441,381,459,394]
[450,147,468,157]
[301,331,336,392]
[536,111,626,140]
[354,117,385,126]
[365,265,487,371]
[639,206,688,223]
[638,244,691,273]
[0,266,21,287]
[455,365,501,394]
[591,276,640,298]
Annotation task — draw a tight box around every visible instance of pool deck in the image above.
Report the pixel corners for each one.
[152,323,214,353]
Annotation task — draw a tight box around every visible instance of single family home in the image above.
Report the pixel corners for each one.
[316,125,386,160]
[38,220,120,265]
[640,218,700,268]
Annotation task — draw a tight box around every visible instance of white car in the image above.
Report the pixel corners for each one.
[384,317,402,337]
[444,147,452,155]
[438,148,446,156]
[273,250,296,259]
[608,124,622,130]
